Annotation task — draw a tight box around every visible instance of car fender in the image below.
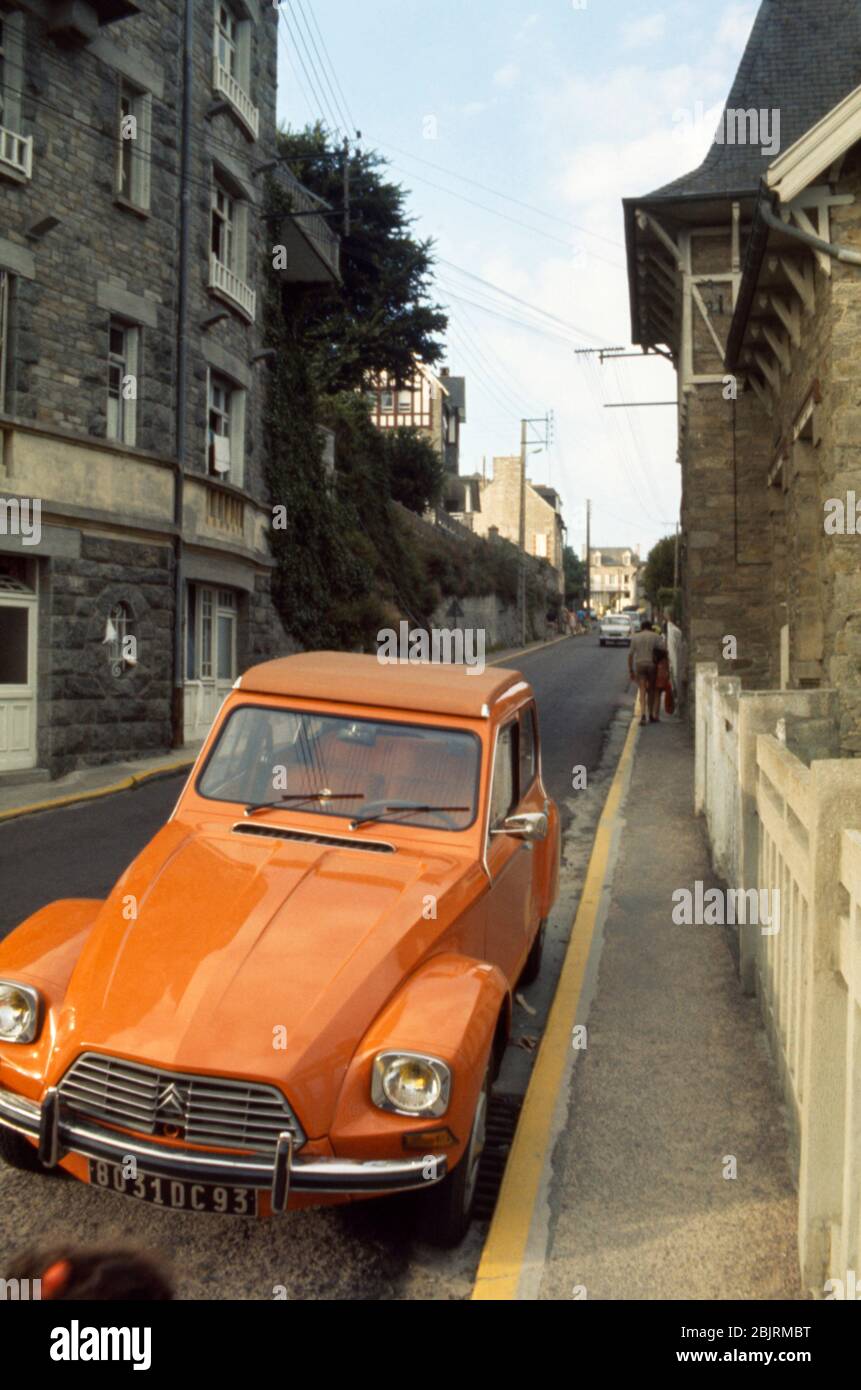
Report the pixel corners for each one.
[329,952,508,1161]
[0,899,102,998]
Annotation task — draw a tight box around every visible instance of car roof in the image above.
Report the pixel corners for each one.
[237,651,529,719]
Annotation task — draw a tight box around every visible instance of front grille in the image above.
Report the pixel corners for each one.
[57,1053,305,1154]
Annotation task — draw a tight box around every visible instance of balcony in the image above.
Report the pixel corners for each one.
[0,125,33,181]
[212,57,259,141]
[209,255,256,322]
[271,166,341,285]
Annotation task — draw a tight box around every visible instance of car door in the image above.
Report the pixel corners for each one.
[484,718,533,982]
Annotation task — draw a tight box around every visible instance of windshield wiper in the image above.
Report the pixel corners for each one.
[349,802,468,830]
[244,792,364,817]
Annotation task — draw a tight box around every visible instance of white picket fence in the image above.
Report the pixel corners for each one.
[695,663,860,1293]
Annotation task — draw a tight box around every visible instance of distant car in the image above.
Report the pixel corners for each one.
[623,610,643,632]
[599,615,632,647]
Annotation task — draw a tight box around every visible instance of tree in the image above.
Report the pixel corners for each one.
[273,124,448,394]
[643,535,677,605]
[382,427,446,513]
[563,546,587,606]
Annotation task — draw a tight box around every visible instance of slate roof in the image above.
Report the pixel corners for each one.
[646,0,861,203]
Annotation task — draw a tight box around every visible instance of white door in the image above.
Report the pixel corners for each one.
[184,584,237,743]
[0,581,37,772]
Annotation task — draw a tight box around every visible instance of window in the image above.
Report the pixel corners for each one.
[116,80,152,211]
[534,532,548,559]
[212,1,258,140]
[207,371,246,485]
[214,2,238,77]
[209,177,254,319]
[0,13,31,181]
[520,706,537,793]
[380,389,394,412]
[186,584,237,684]
[211,184,235,270]
[0,270,9,414]
[489,722,518,829]
[107,319,139,446]
[397,389,412,412]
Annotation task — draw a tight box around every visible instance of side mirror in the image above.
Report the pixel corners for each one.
[491,811,548,842]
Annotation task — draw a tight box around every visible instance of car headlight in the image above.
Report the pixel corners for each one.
[371,1051,451,1117]
[0,982,40,1043]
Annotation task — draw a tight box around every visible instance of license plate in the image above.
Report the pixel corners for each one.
[87,1159,259,1215]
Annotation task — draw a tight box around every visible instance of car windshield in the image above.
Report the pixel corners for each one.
[198,705,481,831]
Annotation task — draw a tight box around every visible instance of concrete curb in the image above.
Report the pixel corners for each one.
[471,711,640,1301]
[0,758,197,826]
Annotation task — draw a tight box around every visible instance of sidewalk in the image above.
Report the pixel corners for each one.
[0,746,199,823]
[536,717,802,1299]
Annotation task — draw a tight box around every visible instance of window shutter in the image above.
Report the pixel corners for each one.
[126,325,140,447]
[230,386,246,487]
[2,13,25,132]
[138,92,152,211]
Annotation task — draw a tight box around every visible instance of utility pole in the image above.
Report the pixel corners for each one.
[518,419,527,645]
[517,414,552,645]
[585,499,591,619]
[342,135,351,236]
[673,521,680,590]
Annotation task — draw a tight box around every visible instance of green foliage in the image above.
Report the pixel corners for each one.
[563,546,587,606]
[262,171,555,653]
[382,428,446,513]
[657,587,682,624]
[274,124,448,393]
[643,534,677,604]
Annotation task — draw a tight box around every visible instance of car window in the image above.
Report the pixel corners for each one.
[520,706,537,792]
[197,705,481,831]
[489,722,518,829]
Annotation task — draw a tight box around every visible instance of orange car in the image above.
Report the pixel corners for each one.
[0,653,560,1245]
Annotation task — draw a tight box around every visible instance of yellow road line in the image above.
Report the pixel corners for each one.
[471,712,640,1300]
[489,634,570,667]
[0,759,196,825]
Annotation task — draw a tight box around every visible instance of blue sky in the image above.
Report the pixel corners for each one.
[274,1,760,560]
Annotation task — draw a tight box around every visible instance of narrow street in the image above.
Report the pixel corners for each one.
[0,637,630,1300]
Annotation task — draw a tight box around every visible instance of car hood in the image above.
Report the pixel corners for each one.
[49,821,479,1136]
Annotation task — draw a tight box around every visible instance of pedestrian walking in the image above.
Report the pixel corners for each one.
[628,621,667,726]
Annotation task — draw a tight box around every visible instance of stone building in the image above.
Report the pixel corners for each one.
[0,0,339,776]
[467,456,565,591]
[588,545,641,615]
[623,0,861,749]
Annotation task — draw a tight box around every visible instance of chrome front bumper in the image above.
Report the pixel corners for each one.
[0,1085,447,1212]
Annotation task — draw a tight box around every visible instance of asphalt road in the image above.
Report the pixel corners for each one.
[0,635,631,1299]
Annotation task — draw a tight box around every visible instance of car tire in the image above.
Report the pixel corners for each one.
[599,639,605,647]
[416,1060,490,1248]
[519,918,545,986]
[0,1126,63,1178]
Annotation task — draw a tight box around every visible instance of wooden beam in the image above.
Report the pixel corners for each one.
[770,294,802,348]
[780,255,816,315]
[754,350,781,392]
[762,324,791,374]
[691,282,726,362]
[748,371,774,417]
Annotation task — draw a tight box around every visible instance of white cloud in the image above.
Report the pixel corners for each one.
[493,63,520,89]
[620,12,667,49]
[716,1,758,50]
[514,13,539,43]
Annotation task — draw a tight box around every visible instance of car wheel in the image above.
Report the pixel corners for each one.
[519,918,545,986]
[416,1060,490,1248]
[599,639,605,646]
[0,1126,64,1178]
